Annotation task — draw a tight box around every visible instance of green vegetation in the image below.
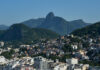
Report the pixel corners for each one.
[79,60,100,66]
[1,49,15,59]
[0,24,59,43]
[22,18,45,28]
[31,53,72,62]
[62,44,73,52]
[82,42,89,48]
[47,54,72,62]
[71,38,81,43]
[72,22,100,38]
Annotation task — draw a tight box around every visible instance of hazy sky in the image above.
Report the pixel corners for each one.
[0,0,100,25]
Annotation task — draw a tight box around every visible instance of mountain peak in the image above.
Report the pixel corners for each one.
[0,23,59,41]
[73,19,85,23]
[9,24,30,30]
[46,12,55,19]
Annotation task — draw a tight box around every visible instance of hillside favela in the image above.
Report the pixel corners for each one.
[0,0,100,70]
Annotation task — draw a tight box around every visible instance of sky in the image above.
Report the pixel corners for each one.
[0,0,100,26]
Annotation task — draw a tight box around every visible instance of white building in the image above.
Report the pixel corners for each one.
[54,63,68,70]
[0,42,4,47]
[66,58,78,65]
[71,45,78,50]
[0,56,8,65]
[34,56,53,70]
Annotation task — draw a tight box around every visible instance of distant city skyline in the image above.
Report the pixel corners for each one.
[0,0,100,25]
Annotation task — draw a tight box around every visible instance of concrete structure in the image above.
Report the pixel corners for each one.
[66,58,78,65]
[0,56,8,65]
[54,63,67,70]
[0,42,4,47]
[34,56,53,70]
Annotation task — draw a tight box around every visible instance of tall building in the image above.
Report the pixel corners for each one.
[0,42,4,47]
[34,56,53,70]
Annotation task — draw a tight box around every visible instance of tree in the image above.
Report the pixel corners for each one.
[62,44,73,53]
[1,49,15,59]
